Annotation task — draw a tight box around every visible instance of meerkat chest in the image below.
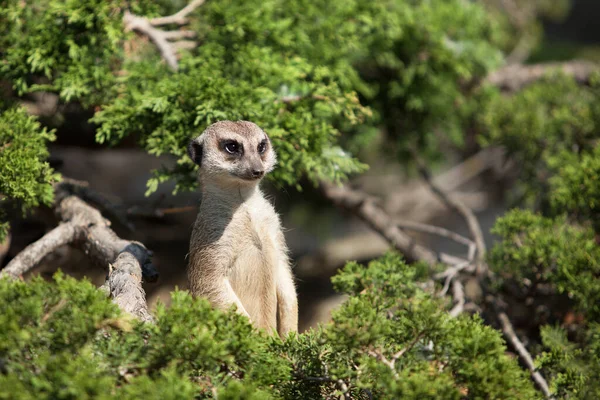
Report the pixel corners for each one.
[229,205,278,259]
[227,204,279,323]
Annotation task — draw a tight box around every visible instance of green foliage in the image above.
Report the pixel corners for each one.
[1,0,507,193]
[190,0,504,159]
[533,322,600,399]
[3,0,600,397]
[536,325,589,398]
[0,0,156,104]
[549,144,600,229]
[490,209,600,319]
[481,71,600,398]
[0,254,537,399]
[91,0,506,191]
[92,50,369,192]
[480,75,600,212]
[0,107,59,241]
[490,210,600,397]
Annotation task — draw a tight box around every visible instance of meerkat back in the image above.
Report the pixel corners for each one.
[187,120,298,337]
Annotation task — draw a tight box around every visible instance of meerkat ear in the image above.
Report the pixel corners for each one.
[188,138,203,166]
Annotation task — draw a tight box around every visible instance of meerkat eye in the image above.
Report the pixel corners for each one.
[223,141,240,154]
[257,140,267,154]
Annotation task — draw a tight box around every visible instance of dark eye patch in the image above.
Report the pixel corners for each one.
[221,140,242,155]
[257,139,268,154]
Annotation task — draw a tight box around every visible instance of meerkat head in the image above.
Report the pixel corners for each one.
[188,121,277,186]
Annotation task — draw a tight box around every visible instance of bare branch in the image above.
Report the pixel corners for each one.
[413,154,487,275]
[173,40,198,51]
[108,245,154,322]
[486,61,599,92]
[505,32,536,65]
[1,223,78,278]
[123,11,181,71]
[319,181,438,265]
[1,180,158,321]
[54,186,159,283]
[123,0,205,71]
[394,219,476,256]
[391,331,427,361]
[368,330,427,379]
[160,30,196,40]
[449,280,465,317]
[279,94,328,104]
[127,205,196,219]
[496,309,552,398]
[430,147,505,193]
[437,261,471,297]
[150,0,206,26]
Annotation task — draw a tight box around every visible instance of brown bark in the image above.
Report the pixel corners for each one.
[1,181,157,321]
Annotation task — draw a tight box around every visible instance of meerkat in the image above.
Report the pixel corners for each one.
[187,120,298,337]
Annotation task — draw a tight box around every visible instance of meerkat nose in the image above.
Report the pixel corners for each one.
[251,169,264,179]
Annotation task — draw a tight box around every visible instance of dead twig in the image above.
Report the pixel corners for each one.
[123,0,205,71]
[150,0,206,26]
[319,181,438,265]
[437,260,471,298]
[486,61,599,92]
[448,280,465,317]
[1,223,78,278]
[413,153,487,275]
[394,219,476,258]
[391,331,427,361]
[368,331,427,379]
[496,308,553,398]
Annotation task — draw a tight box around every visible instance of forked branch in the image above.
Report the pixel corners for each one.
[123,0,205,71]
[319,181,438,265]
[1,181,157,322]
[412,153,487,275]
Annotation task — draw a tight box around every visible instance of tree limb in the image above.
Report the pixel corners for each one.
[108,246,154,322]
[319,181,438,265]
[1,180,157,321]
[394,219,476,257]
[1,223,78,278]
[496,309,553,398]
[486,61,599,92]
[150,0,206,26]
[448,280,465,317]
[61,177,134,231]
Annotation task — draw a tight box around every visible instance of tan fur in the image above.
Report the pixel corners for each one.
[187,121,298,337]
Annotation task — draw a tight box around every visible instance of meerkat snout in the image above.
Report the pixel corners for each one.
[188,120,276,185]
